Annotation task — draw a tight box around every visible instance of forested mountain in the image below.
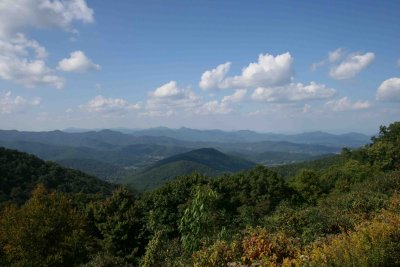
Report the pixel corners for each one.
[0,147,113,206]
[0,129,341,182]
[125,148,256,191]
[0,122,399,266]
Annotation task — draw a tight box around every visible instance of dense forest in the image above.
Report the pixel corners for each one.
[0,122,399,266]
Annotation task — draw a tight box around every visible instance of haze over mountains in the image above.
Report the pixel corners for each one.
[64,127,372,147]
[0,127,371,189]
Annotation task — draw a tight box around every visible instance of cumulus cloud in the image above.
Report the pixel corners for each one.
[222,89,247,103]
[145,81,201,116]
[0,34,64,88]
[223,52,293,88]
[58,51,100,72]
[199,62,231,90]
[0,33,47,59]
[325,97,371,112]
[329,52,375,80]
[0,91,40,114]
[376,77,400,102]
[81,95,140,114]
[0,0,94,37]
[0,0,95,88]
[251,82,335,102]
[199,53,293,90]
[196,89,247,115]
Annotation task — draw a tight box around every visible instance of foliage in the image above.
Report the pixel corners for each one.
[211,165,295,227]
[0,147,113,206]
[302,208,400,266]
[138,173,209,237]
[88,187,145,264]
[241,228,301,266]
[0,185,92,266]
[192,239,240,267]
[179,186,220,252]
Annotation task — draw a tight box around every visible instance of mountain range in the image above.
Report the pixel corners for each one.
[0,128,371,187]
[64,127,372,147]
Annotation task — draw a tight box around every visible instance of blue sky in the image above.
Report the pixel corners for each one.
[0,0,399,133]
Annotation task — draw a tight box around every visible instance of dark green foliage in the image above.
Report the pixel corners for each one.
[211,166,294,226]
[138,173,209,237]
[0,147,113,205]
[0,186,92,266]
[88,187,146,264]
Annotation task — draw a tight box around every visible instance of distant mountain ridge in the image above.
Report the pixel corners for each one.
[128,127,371,147]
[0,129,363,183]
[60,126,371,148]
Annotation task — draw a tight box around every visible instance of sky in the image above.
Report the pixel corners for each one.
[0,0,399,134]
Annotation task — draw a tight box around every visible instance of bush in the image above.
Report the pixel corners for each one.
[302,209,400,266]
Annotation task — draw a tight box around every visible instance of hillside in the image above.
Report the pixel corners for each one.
[0,147,114,205]
[0,130,343,182]
[55,158,124,181]
[0,140,190,169]
[126,148,256,190]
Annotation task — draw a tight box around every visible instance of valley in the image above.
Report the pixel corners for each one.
[0,127,366,188]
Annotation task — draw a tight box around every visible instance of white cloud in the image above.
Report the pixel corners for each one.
[311,48,344,71]
[222,89,247,103]
[222,52,293,88]
[325,97,371,112]
[58,50,100,72]
[376,77,400,102]
[251,82,335,102]
[151,81,182,98]
[199,62,231,90]
[145,81,201,116]
[329,52,375,80]
[196,89,247,115]
[196,100,232,115]
[0,1,95,88]
[328,48,344,63]
[0,0,94,37]
[199,53,293,90]
[397,58,400,67]
[0,33,47,59]
[81,95,140,114]
[0,35,64,88]
[0,91,40,114]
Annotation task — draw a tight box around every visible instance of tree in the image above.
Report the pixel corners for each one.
[88,187,145,264]
[0,185,91,266]
[179,185,220,252]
